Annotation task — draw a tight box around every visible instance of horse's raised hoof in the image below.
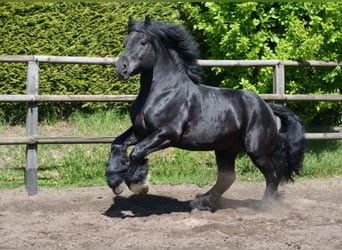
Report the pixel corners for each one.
[113,181,126,195]
[107,174,126,195]
[129,183,149,195]
[190,195,217,213]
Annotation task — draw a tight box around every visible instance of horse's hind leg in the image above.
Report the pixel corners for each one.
[190,151,236,212]
[244,118,282,203]
[249,154,282,202]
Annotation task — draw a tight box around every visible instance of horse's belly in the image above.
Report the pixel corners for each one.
[178,128,243,151]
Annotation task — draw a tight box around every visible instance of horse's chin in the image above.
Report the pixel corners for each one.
[117,74,130,81]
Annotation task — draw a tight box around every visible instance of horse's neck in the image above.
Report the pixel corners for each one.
[138,70,153,101]
[140,69,153,90]
[147,54,183,89]
[138,51,192,105]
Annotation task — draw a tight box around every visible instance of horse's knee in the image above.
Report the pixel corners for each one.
[129,147,144,162]
[106,147,128,173]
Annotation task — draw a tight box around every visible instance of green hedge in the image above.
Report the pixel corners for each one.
[182,2,341,125]
[0,3,341,125]
[0,2,180,123]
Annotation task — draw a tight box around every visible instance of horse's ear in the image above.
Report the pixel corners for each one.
[144,16,151,26]
[128,16,133,24]
[128,16,134,32]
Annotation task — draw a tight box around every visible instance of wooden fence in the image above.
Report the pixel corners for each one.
[0,55,341,195]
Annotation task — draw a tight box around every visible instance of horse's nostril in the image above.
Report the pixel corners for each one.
[122,63,128,74]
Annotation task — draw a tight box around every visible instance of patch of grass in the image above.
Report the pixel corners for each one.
[68,110,130,136]
[300,140,342,179]
[0,165,25,189]
[0,110,341,189]
[149,149,217,187]
[0,122,7,133]
[0,110,130,189]
[0,143,25,189]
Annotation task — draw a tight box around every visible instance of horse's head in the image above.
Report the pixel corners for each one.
[116,17,201,84]
[115,18,155,80]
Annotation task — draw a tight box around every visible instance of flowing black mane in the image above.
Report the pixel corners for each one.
[128,20,202,84]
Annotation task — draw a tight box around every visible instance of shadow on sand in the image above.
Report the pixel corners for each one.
[103,194,262,218]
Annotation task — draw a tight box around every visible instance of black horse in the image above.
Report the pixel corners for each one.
[105,17,305,212]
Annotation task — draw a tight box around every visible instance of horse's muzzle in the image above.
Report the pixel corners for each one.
[115,56,130,80]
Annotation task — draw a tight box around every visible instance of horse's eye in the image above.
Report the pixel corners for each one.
[140,40,147,46]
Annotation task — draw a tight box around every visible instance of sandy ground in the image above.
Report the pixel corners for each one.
[0,179,341,249]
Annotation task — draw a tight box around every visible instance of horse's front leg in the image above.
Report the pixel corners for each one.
[105,127,138,194]
[125,130,171,194]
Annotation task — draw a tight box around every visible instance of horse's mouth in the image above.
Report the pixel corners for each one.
[117,73,130,81]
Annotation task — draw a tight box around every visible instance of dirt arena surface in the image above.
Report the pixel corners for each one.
[1,179,341,249]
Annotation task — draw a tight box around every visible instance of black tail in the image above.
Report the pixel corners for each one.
[268,103,305,183]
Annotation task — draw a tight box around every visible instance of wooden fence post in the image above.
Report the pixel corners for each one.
[273,62,285,129]
[26,60,39,195]
[273,61,285,97]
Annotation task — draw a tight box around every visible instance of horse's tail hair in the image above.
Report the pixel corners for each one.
[268,103,305,183]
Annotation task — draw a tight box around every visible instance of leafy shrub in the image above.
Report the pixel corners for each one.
[0,2,180,123]
[182,2,342,124]
[0,2,341,125]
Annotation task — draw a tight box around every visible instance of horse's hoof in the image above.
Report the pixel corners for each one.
[113,181,126,195]
[129,183,149,195]
[190,195,217,212]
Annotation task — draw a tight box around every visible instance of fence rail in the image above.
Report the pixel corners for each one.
[1,133,341,146]
[0,55,341,195]
[1,94,341,102]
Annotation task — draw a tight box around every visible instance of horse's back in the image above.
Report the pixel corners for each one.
[178,85,276,152]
